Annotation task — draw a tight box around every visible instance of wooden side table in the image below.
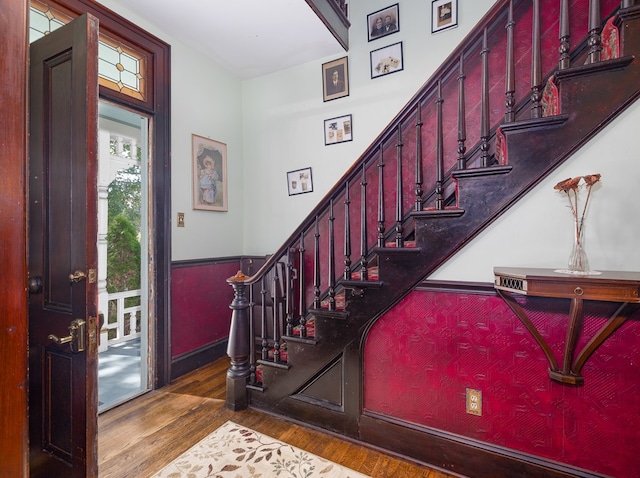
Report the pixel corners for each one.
[494,267,640,385]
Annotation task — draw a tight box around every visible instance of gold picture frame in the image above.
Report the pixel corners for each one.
[192,134,227,211]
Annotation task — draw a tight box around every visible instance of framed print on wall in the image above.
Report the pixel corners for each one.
[367,3,399,42]
[324,114,353,145]
[322,56,349,102]
[370,42,404,79]
[192,134,228,211]
[432,0,458,33]
[287,167,313,196]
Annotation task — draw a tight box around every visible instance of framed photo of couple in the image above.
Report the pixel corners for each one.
[367,4,399,42]
[192,134,228,211]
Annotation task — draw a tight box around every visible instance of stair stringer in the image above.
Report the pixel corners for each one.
[247,7,640,474]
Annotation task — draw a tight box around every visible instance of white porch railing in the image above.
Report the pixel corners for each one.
[101,289,142,350]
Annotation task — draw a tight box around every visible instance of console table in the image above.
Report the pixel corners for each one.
[494,267,640,385]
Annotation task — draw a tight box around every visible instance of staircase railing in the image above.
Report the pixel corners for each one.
[226,0,629,410]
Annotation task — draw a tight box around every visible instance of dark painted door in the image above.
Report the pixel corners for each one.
[28,13,100,477]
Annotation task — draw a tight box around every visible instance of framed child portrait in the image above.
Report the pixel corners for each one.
[432,0,458,33]
[192,134,228,211]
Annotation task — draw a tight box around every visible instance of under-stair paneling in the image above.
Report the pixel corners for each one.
[363,287,640,478]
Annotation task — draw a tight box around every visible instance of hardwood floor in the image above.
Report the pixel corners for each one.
[98,356,461,478]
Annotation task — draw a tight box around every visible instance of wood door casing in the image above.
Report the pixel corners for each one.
[28,13,99,477]
[0,0,29,476]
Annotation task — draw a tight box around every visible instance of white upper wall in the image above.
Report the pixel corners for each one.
[101,0,640,282]
[241,0,498,255]
[98,0,245,262]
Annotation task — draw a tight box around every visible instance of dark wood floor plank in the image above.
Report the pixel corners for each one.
[98,357,459,478]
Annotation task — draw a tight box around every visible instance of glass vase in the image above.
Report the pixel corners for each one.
[568,219,590,273]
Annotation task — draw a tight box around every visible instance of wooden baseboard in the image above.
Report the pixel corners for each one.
[360,412,607,478]
[171,339,228,381]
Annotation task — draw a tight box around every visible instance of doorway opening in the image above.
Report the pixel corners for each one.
[97,101,151,412]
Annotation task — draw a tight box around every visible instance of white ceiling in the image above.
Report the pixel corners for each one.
[120,0,346,79]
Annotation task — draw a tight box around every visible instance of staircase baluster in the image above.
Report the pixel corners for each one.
[248,269,256,383]
[480,28,491,167]
[377,145,386,248]
[415,102,424,211]
[559,0,571,69]
[588,0,602,64]
[298,232,307,337]
[457,54,467,170]
[313,216,321,309]
[272,267,281,362]
[505,0,516,121]
[344,181,352,280]
[395,125,404,247]
[435,81,444,210]
[260,276,268,361]
[531,0,543,119]
[360,163,369,281]
[328,200,336,310]
[285,251,293,336]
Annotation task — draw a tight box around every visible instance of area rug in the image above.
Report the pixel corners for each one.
[152,420,370,478]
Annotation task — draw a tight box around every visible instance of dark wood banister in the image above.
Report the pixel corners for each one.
[226,0,633,410]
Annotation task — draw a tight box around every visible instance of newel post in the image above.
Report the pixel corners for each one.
[225,270,251,411]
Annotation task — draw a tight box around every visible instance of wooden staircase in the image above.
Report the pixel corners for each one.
[226,1,640,475]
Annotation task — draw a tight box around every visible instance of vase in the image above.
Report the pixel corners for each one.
[568,219,590,273]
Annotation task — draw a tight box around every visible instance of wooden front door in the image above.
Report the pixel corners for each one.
[28,13,100,477]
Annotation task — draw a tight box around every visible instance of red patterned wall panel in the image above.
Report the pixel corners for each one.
[171,261,238,357]
[364,290,640,477]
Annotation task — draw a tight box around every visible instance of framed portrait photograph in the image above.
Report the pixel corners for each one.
[192,134,227,211]
[367,3,400,42]
[432,0,458,33]
[287,167,314,196]
[370,42,404,79]
[324,114,353,146]
[322,56,349,102]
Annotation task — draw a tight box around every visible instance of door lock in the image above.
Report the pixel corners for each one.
[69,270,86,283]
[48,318,86,353]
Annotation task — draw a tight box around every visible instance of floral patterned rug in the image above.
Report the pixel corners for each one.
[152,420,370,478]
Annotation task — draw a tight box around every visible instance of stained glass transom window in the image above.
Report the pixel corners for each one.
[29,0,147,101]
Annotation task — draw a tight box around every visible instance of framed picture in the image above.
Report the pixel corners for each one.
[370,42,404,79]
[431,0,457,33]
[287,167,313,196]
[324,114,353,146]
[322,56,349,102]
[367,3,399,42]
[192,134,227,211]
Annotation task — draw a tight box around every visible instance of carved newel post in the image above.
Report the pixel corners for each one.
[225,270,251,410]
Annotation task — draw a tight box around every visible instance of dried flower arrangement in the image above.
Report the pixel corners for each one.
[554,173,601,272]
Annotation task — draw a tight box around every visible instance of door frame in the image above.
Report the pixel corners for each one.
[52,0,173,388]
[0,1,29,476]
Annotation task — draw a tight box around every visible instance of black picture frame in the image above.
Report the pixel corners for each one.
[370,42,404,79]
[367,4,400,42]
[287,167,313,196]
[431,0,458,33]
[324,114,353,146]
[322,56,349,102]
